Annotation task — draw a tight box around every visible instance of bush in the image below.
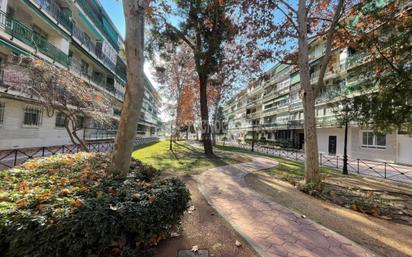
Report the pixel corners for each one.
[0,153,190,257]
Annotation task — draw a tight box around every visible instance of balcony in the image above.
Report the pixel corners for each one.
[316,86,345,104]
[72,24,116,71]
[28,0,120,74]
[0,10,69,66]
[68,57,116,94]
[289,101,303,110]
[116,56,127,81]
[317,116,338,127]
[347,52,369,68]
[31,0,72,32]
[76,0,119,51]
[287,120,304,129]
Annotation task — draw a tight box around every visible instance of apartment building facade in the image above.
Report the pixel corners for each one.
[223,1,412,165]
[0,0,161,150]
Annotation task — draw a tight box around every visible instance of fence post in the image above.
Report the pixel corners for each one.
[42,147,45,157]
[384,162,387,178]
[357,159,360,174]
[62,145,65,153]
[319,153,322,165]
[14,150,18,166]
[295,151,298,160]
[336,156,339,168]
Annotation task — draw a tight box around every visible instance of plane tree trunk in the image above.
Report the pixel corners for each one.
[110,0,146,178]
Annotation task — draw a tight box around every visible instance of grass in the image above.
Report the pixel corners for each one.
[132,140,250,175]
[214,144,339,180]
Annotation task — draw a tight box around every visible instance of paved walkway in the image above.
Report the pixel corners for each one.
[196,157,377,257]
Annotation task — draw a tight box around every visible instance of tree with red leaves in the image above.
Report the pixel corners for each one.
[147,0,240,156]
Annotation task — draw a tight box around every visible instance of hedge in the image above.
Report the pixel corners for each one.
[0,153,190,257]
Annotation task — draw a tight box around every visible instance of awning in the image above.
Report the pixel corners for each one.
[290,72,300,85]
[79,11,103,41]
[0,38,29,56]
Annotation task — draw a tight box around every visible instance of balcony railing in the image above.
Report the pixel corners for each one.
[116,56,127,81]
[0,11,69,66]
[347,52,369,68]
[68,57,116,94]
[76,0,119,51]
[72,24,116,71]
[317,116,338,127]
[31,0,73,31]
[29,0,120,74]
[287,120,304,128]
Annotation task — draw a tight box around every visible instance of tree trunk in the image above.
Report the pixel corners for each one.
[110,0,146,177]
[64,116,89,152]
[211,95,221,146]
[199,75,213,155]
[298,0,320,185]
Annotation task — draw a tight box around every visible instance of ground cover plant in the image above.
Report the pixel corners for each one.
[0,152,190,257]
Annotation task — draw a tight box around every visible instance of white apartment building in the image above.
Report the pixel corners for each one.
[0,0,161,150]
[223,1,412,165]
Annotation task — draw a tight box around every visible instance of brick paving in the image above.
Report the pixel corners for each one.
[196,157,377,257]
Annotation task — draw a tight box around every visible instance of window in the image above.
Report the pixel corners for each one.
[362,131,386,148]
[23,106,43,127]
[0,102,4,125]
[55,112,66,128]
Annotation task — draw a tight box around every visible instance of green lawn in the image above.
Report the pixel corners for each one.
[214,144,339,180]
[132,140,250,175]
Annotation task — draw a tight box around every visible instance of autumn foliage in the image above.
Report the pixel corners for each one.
[0,153,190,257]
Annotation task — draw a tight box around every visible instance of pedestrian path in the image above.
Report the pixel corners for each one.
[195,157,377,257]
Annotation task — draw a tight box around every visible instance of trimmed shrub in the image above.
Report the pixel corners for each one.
[0,153,190,257]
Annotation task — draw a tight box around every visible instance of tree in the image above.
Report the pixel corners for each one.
[2,56,114,151]
[148,0,239,155]
[339,1,412,133]
[110,0,148,177]
[153,43,198,140]
[179,85,196,139]
[237,0,347,184]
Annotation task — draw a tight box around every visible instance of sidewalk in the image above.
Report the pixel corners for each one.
[196,157,377,257]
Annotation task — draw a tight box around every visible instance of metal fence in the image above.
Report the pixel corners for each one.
[0,137,159,170]
[222,141,412,184]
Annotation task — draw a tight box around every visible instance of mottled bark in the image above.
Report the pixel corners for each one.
[110,0,146,177]
[199,75,213,155]
[211,94,221,146]
[298,0,320,184]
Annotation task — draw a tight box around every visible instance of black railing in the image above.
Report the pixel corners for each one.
[0,137,159,170]
[222,141,412,184]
